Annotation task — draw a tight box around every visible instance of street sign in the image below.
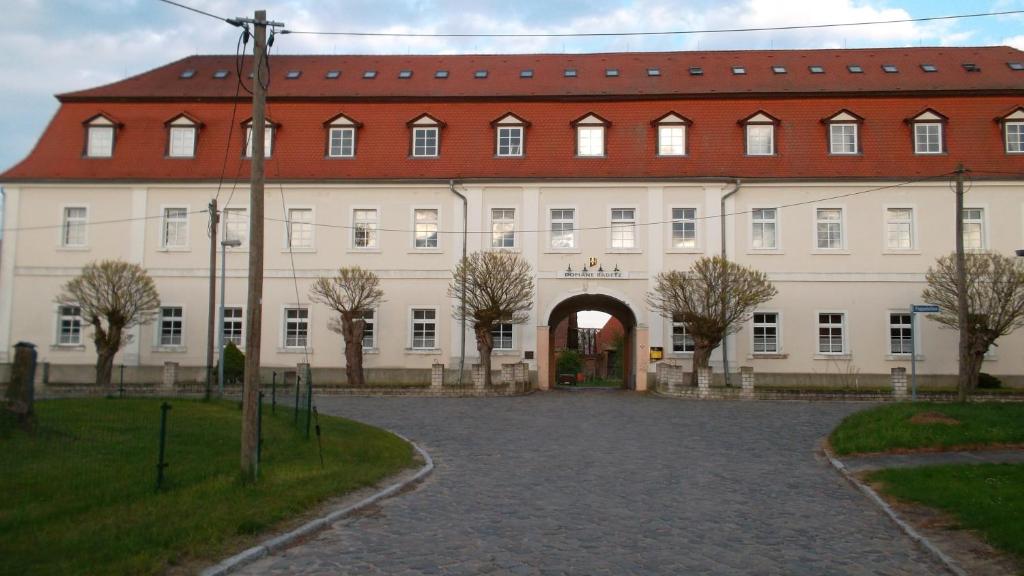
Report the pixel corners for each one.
[911,304,940,313]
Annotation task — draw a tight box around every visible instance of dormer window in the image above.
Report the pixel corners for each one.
[652,112,691,157]
[165,113,201,158]
[572,113,610,157]
[324,113,362,158]
[84,114,119,158]
[907,109,947,155]
[407,113,444,157]
[741,111,779,156]
[823,109,863,155]
[243,117,276,158]
[491,113,529,157]
[998,107,1024,154]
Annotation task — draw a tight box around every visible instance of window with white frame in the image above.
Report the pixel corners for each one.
[746,124,774,155]
[411,308,437,349]
[329,127,355,157]
[815,208,843,249]
[412,127,438,157]
[491,208,515,249]
[610,208,636,249]
[751,208,777,249]
[86,121,114,158]
[658,126,685,156]
[62,206,87,247]
[671,316,695,353]
[913,123,942,154]
[222,207,248,246]
[497,126,523,156]
[286,208,313,249]
[244,124,273,157]
[283,307,309,348]
[223,307,243,346]
[414,208,439,248]
[57,305,82,346]
[1006,122,1023,153]
[550,209,575,249]
[752,312,779,353]
[360,310,376,349]
[671,208,697,249]
[962,208,985,250]
[577,126,604,156]
[889,312,913,355]
[162,207,189,248]
[492,322,513,350]
[817,313,845,354]
[885,208,914,250]
[829,124,858,154]
[353,208,378,249]
[169,125,197,157]
[158,307,184,347]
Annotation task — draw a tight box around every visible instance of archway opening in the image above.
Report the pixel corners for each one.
[547,294,638,390]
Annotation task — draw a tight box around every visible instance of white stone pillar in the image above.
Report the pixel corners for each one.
[431,362,444,389]
[740,366,755,399]
[634,325,649,392]
[162,362,179,391]
[891,367,908,399]
[697,367,712,398]
[536,326,550,390]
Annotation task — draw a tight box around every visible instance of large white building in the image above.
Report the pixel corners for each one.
[2,47,1023,389]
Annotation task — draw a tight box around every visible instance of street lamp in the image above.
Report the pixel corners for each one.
[218,238,243,396]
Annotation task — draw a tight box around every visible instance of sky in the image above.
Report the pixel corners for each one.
[2,0,1024,173]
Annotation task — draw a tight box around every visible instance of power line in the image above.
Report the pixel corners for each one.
[2,210,206,234]
[154,0,232,24]
[282,9,1024,38]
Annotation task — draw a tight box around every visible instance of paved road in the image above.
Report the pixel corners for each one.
[239,393,945,575]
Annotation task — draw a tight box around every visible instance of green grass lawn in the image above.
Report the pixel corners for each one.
[869,463,1024,561]
[0,398,414,576]
[829,402,1024,455]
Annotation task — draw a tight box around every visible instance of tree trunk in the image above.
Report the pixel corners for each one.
[341,316,366,387]
[476,325,494,388]
[690,344,713,387]
[93,323,121,387]
[959,344,986,402]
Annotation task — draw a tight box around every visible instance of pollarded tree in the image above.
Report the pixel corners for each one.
[448,251,534,387]
[56,260,160,386]
[648,256,777,385]
[310,267,384,387]
[922,252,1024,401]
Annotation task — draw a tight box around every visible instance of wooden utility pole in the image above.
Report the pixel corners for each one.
[206,198,218,400]
[954,164,969,402]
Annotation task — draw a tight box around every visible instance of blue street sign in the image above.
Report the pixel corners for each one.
[911,304,940,313]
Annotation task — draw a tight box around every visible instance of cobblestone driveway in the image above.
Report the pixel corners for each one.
[239,392,944,575]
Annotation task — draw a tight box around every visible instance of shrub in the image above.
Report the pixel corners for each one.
[222,342,245,385]
[978,372,1002,389]
[557,349,583,375]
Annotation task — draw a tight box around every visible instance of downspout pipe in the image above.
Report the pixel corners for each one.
[720,179,741,386]
[449,180,468,385]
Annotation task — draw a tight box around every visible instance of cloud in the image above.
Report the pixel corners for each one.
[1004,34,1024,49]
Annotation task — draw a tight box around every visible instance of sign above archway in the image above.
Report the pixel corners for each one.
[559,269,629,280]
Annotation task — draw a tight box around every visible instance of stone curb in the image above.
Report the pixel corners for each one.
[822,444,967,576]
[200,432,434,576]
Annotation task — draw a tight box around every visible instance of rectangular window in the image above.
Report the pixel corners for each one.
[817,313,845,354]
[492,322,513,350]
[360,310,376,349]
[658,126,685,156]
[411,308,437,349]
[162,207,189,248]
[550,209,575,249]
[62,206,87,247]
[815,208,843,250]
[245,126,273,157]
[752,312,779,353]
[1006,123,1023,153]
[169,126,196,157]
[159,307,184,347]
[671,316,695,353]
[353,208,378,249]
[286,208,313,249]
[671,208,697,249]
[57,305,82,345]
[746,124,774,155]
[223,207,248,247]
[412,127,438,157]
[962,208,985,250]
[829,124,857,154]
[86,126,113,157]
[577,126,604,157]
[223,307,243,346]
[414,208,439,248]
[914,123,942,154]
[889,313,913,355]
[497,127,523,156]
[284,307,309,348]
[328,127,355,157]
[885,208,914,250]
[751,208,777,250]
[610,208,636,249]
[491,208,515,249]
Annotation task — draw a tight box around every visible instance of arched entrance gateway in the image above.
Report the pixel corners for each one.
[537,292,649,391]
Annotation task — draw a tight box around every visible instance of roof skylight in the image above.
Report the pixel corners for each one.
[1008,62,1024,71]
[689,67,703,76]
[882,64,898,73]
[398,70,413,79]
[847,65,863,73]
[520,69,534,78]
[179,69,196,79]
[435,70,449,78]
[962,63,980,72]
[647,67,661,76]
[809,65,825,74]
[362,70,377,79]
[605,68,619,77]
[771,65,786,74]
[213,69,229,79]
[285,70,301,79]
[921,64,938,72]
[474,70,488,78]
[325,70,341,79]
[564,68,577,77]
[732,66,746,75]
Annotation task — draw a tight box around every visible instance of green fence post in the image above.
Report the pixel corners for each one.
[294,374,301,427]
[119,365,125,399]
[305,367,312,439]
[271,371,277,414]
[156,402,171,491]
[257,391,264,471]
